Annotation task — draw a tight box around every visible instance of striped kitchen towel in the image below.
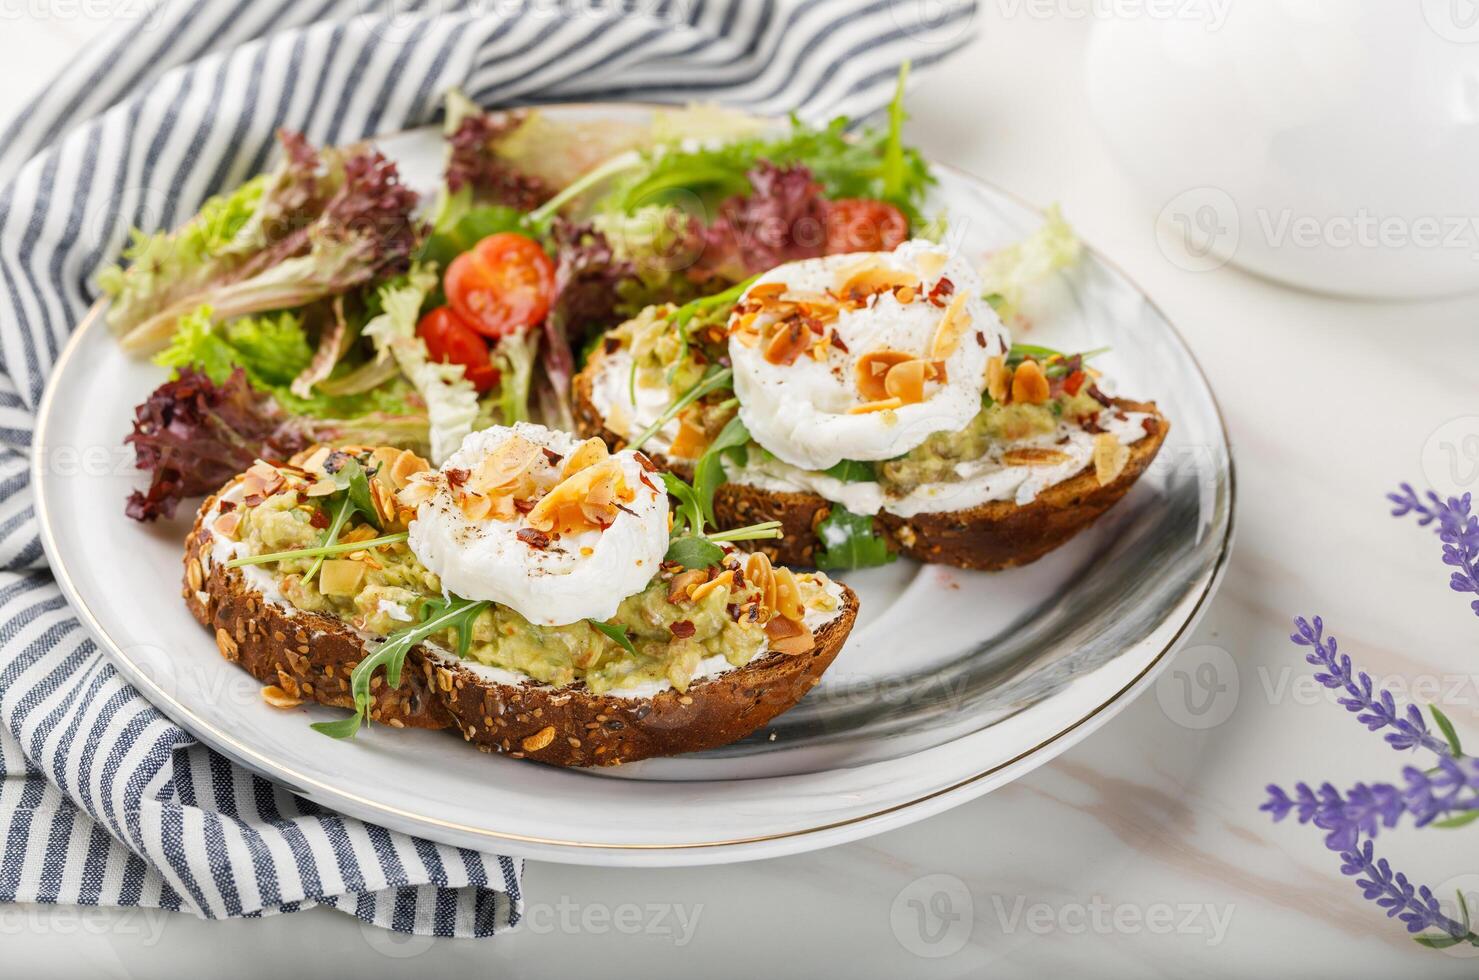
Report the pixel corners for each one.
[0,0,976,937]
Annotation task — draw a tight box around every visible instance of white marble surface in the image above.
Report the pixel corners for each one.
[5,6,1479,978]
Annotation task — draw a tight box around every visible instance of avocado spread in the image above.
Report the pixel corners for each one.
[879,391,1106,492]
[233,494,833,695]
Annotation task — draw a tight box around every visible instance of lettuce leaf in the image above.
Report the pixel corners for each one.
[980,205,1083,325]
[362,263,479,463]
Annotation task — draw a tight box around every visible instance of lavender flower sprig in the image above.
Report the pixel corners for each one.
[1390,484,1479,618]
[1339,841,1474,944]
[1262,760,1479,851]
[1290,616,1451,755]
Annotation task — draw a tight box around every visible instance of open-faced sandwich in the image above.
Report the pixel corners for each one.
[574,239,1170,571]
[182,422,858,766]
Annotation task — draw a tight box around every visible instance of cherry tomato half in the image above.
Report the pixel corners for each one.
[824,199,910,255]
[417,306,500,393]
[444,232,556,339]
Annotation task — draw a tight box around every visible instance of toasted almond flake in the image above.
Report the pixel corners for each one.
[855,348,913,401]
[848,397,904,415]
[1001,447,1074,467]
[915,249,948,281]
[668,415,709,460]
[186,558,204,592]
[397,474,437,508]
[689,570,735,603]
[840,264,915,298]
[929,291,972,360]
[884,359,928,404]
[260,685,302,710]
[521,725,556,753]
[389,448,430,488]
[986,355,1010,403]
[561,437,610,478]
[1010,359,1051,404]
[214,627,238,660]
[772,566,805,622]
[1093,433,1131,486]
[747,281,788,300]
[764,615,814,655]
[668,568,709,603]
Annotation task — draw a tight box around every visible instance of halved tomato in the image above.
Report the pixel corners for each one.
[824,199,909,254]
[417,306,499,393]
[444,232,556,339]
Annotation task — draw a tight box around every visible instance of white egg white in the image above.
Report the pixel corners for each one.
[407,422,670,628]
[728,240,1009,472]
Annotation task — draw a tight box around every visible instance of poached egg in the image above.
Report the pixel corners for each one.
[406,422,669,627]
[727,240,1008,472]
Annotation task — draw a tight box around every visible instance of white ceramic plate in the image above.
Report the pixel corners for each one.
[33,107,1233,866]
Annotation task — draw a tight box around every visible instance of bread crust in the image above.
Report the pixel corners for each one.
[182,480,858,766]
[573,351,1169,570]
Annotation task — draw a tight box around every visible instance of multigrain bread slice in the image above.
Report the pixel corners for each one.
[574,364,1169,571]
[181,479,859,767]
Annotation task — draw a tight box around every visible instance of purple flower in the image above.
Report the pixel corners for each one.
[1340,841,1472,940]
[1291,617,1450,755]
[1390,484,1479,618]
[1401,756,1479,828]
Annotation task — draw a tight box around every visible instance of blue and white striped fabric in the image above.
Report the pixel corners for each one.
[0,0,976,936]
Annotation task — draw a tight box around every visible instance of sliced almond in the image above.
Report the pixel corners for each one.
[1001,447,1073,467]
[764,615,814,655]
[212,510,242,540]
[689,570,735,604]
[388,448,430,488]
[855,348,913,401]
[1010,359,1051,405]
[747,281,788,301]
[668,569,709,603]
[763,320,812,366]
[884,359,928,404]
[527,458,627,534]
[848,397,903,415]
[562,437,611,478]
[396,473,437,508]
[840,264,915,299]
[1093,432,1130,486]
[473,434,541,494]
[986,355,1010,403]
[261,685,303,710]
[929,291,972,360]
[668,416,710,460]
[772,566,805,622]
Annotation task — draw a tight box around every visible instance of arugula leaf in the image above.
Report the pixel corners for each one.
[880,60,911,207]
[661,471,705,538]
[312,595,490,739]
[813,504,895,570]
[588,620,638,656]
[304,457,383,584]
[819,459,876,483]
[693,414,751,527]
[664,535,726,570]
[629,364,733,451]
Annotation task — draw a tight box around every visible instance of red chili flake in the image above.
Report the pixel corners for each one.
[296,491,309,504]
[219,500,237,512]
[1085,384,1111,407]
[242,494,264,508]
[637,471,660,494]
[633,451,656,472]
[445,467,470,488]
[603,336,621,355]
[670,620,696,639]
[309,509,331,529]
[974,330,987,348]
[726,603,742,622]
[730,565,745,589]
[1081,416,1105,434]
[829,332,850,354]
[616,503,637,518]
[928,276,955,306]
[516,528,551,549]
[541,447,564,466]
[513,498,535,514]
[1063,370,1086,396]
[1142,417,1157,435]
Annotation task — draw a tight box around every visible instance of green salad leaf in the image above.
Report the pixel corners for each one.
[813,504,895,570]
[981,205,1082,323]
